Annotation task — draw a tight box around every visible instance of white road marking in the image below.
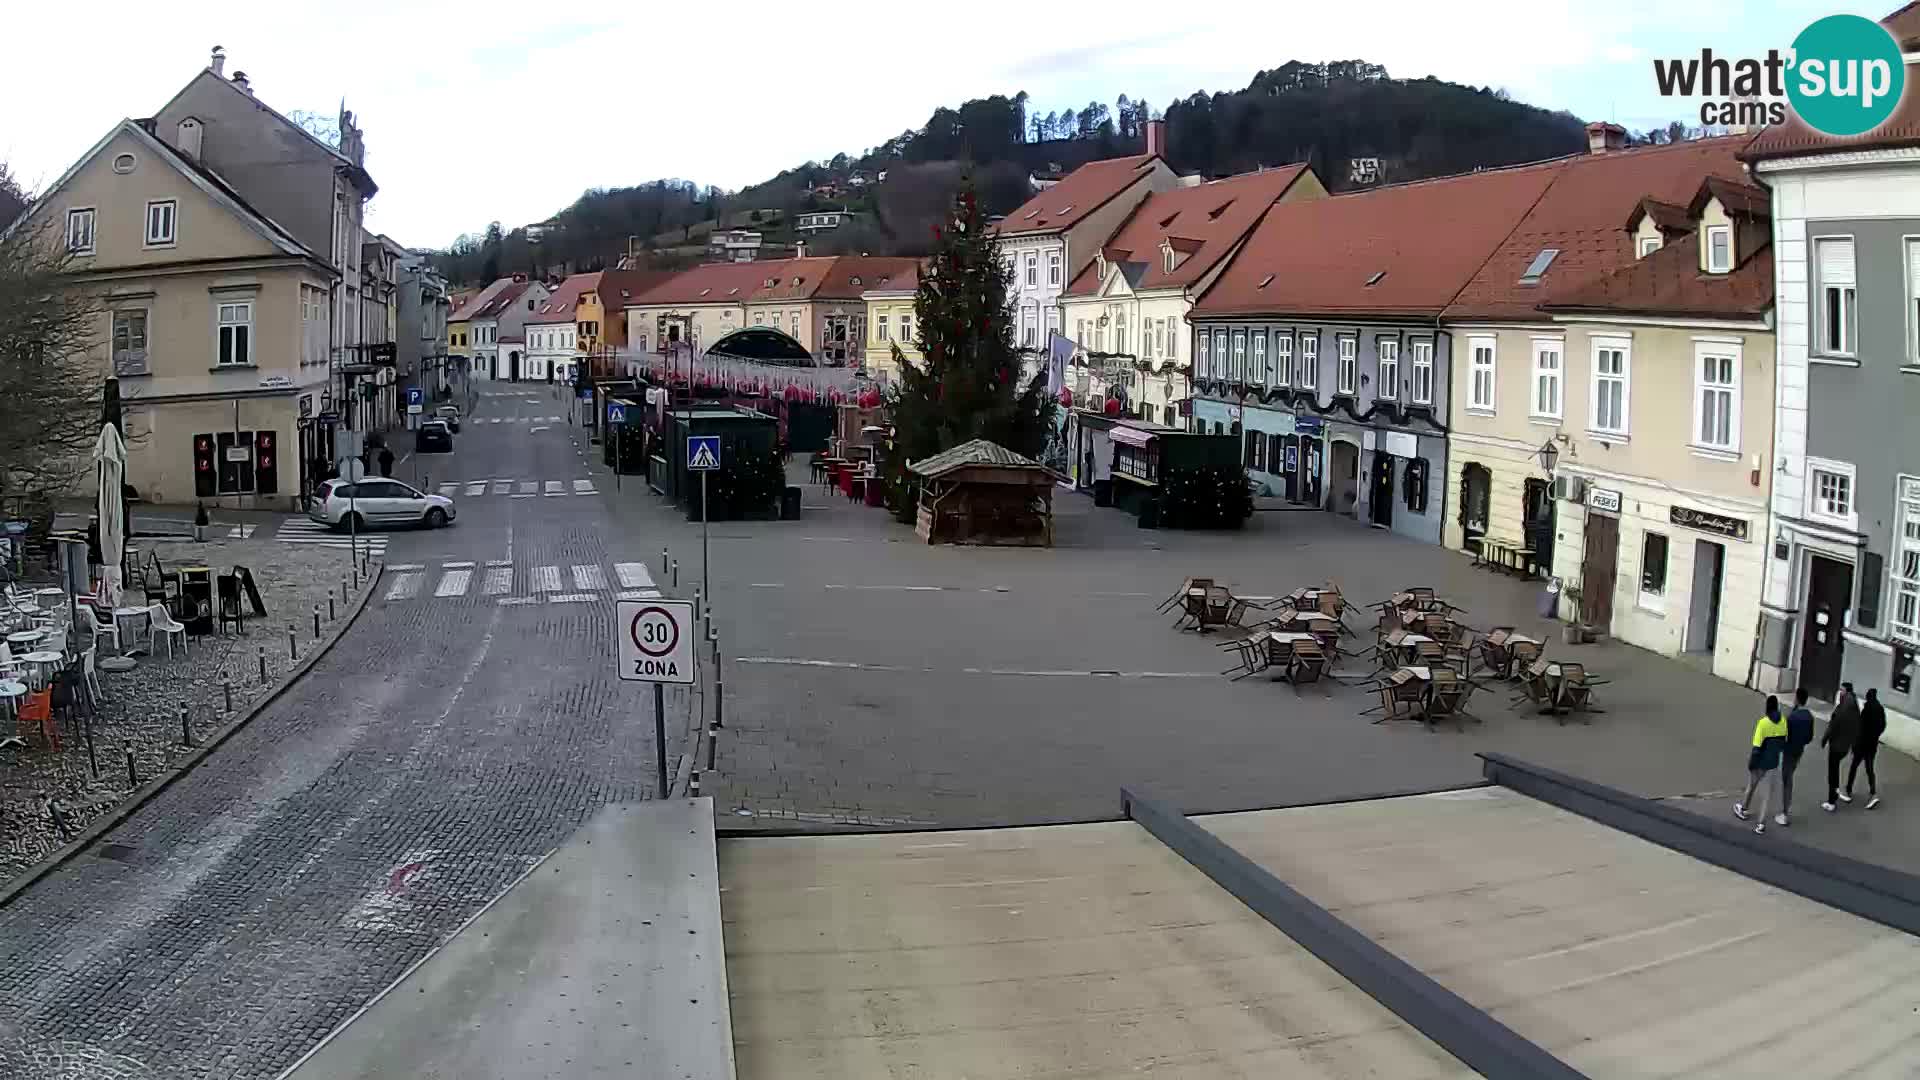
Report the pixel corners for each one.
[616,589,662,600]
[546,415,562,422]
[465,481,486,496]
[491,480,512,495]
[496,596,540,606]
[517,481,538,495]
[748,583,784,588]
[434,570,471,597]
[385,563,425,572]
[613,563,654,589]
[509,494,536,500]
[384,573,423,601]
[486,559,512,567]
[531,566,562,592]
[483,568,512,595]
[734,657,1215,678]
[437,484,459,496]
[442,560,475,568]
[571,564,606,590]
[530,426,551,433]
[543,481,564,496]
[572,479,596,494]
[546,593,597,604]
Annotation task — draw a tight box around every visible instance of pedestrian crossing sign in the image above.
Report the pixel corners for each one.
[688,435,721,471]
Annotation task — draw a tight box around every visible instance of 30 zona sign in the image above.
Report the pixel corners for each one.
[616,599,695,684]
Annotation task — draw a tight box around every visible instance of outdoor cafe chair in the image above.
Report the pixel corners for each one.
[1365,675,1431,727]
[1159,578,1214,615]
[1289,638,1330,688]
[1506,638,1544,678]
[1477,627,1517,678]
[147,603,188,659]
[1510,660,1557,715]
[1425,668,1477,730]
[1556,662,1608,717]
[16,687,57,751]
[77,605,120,654]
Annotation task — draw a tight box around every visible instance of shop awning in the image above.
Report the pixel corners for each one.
[1110,426,1158,449]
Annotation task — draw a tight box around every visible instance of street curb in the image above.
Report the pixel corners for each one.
[0,560,385,910]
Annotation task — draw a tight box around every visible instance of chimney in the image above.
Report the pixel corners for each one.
[177,117,203,160]
[1144,118,1167,158]
[210,45,226,77]
[794,241,807,259]
[231,70,251,95]
[1586,121,1628,154]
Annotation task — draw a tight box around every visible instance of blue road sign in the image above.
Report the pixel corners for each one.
[687,435,721,471]
[406,386,424,406]
[607,403,628,424]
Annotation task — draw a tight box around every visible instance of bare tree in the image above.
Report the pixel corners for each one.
[0,199,106,537]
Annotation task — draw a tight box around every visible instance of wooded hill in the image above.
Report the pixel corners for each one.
[434,60,1602,286]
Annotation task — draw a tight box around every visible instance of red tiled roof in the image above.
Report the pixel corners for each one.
[599,269,676,308]
[527,272,602,324]
[469,280,532,322]
[860,261,922,295]
[771,255,920,302]
[1744,9,1920,160]
[1885,0,1920,48]
[1540,233,1773,320]
[1627,198,1693,235]
[1689,175,1770,219]
[1192,162,1563,318]
[1442,135,1753,321]
[626,261,779,306]
[449,277,517,322]
[1064,166,1312,299]
[992,154,1163,237]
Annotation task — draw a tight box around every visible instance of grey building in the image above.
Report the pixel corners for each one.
[397,253,451,398]
[1747,65,1920,753]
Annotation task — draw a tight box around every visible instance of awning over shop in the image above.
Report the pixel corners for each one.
[1110,426,1158,449]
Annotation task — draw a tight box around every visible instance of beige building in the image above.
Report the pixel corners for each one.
[860,264,920,384]
[16,118,335,509]
[625,257,920,371]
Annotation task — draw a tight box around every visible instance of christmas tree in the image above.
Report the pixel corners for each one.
[884,184,1057,521]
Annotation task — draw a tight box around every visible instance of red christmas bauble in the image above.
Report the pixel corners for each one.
[1104,397,1121,416]
[1058,388,1073,406]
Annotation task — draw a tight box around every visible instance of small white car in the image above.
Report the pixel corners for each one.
[308,477,456,532]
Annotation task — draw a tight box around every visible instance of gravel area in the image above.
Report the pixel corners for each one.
[0,537,376,887]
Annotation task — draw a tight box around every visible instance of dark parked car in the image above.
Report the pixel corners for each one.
[415,420,454,454]
[435,404,461,432]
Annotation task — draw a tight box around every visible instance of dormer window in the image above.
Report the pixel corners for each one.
[1705,225,1732,273]
[1638,235,1662,258]
[1518,248,1559,285]
[1161,244,1173,274]
[764,278,775,287]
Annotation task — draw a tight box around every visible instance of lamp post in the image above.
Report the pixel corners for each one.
[1535,438,1559,477]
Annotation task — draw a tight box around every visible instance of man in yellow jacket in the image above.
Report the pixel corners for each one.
[1735,695,1788,834]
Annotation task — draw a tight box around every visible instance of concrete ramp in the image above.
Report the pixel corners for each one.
[1202,788,1920,1079]
[283,799,735,1080]
[720,820,1474,1079]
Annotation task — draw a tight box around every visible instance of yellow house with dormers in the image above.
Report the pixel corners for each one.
[13,117,336,509]
[861,263,920,384]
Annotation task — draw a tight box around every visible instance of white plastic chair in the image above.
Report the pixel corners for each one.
[81,645,101,701]
[147,603,187,659]
[78,605,120,653]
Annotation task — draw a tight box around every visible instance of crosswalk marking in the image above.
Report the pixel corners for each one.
[438,483,458,496]
[532,565,562,592]
[483,568,512,595]
[617,589,662,601]
[491,480,512,495]
[573,479,596,494]
[434,569,471,597]
[571,565,606,590]
[224,524,257,539]
[543,481,564,496]
[385,572,423,601]
[547,593,597,604]
[614,563,654,590]
[274,519,390,554]
[465,481,487,496]
[518,481,538,494]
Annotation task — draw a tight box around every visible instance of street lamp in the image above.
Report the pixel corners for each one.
[1535,438,1559,476]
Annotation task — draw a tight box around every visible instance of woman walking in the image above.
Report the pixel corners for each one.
[1736,695,1788,834]
[1844,688,1887,810]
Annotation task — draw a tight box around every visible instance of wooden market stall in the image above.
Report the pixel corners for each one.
[908,439,1061,547]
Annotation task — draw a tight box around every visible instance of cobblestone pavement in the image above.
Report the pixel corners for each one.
[0,390,686,1079]
[0,541,368,886]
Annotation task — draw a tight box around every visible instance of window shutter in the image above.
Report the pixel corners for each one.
[1817,238,1855,286]
[1858,550,1883,629]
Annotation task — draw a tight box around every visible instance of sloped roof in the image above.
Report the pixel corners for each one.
[627,261,771,306]
[1539,234,1774,320]
[1888,0,1920,48]
[599,268,676,308]
[627,256,922,307]
[528,272,602,325]
[992,155,1163,237]
[861,261,922,297]
[1689,175,1770,219]
[449,277,518,323]
[1627,198,1693,235]
[1442,135,1753,321]
[469,280,532,322]
[1065,165,1312,298]
[153,68,377,196]
[1743,7,1920,161]
[908,439,1049,478]
[1193,161,1563,319]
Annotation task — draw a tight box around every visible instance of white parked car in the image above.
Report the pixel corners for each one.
[308,477,456,531]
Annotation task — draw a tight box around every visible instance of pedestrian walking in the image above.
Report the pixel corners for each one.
[1736,695,1788,834]
[1822,683,1861,812]
[1845,688,1887,810]
[1778,688,1816,825]
[378,446,395,478]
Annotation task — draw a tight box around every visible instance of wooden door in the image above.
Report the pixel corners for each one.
[1800,555,1853,700]
[1580,513,1619,628]
[1369,454,1394,527]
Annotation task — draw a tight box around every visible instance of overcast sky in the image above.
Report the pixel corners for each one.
[2,0,1861,250]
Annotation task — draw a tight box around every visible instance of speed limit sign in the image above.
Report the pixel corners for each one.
[616,599,695,683]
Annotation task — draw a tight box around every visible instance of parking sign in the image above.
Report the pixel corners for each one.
[617,599,694,684]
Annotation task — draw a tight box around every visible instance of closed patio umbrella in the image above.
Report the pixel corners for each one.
[93,422,127,609]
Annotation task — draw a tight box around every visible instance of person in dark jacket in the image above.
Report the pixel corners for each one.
[1822,683,1861,811]
[1777,688,1816,825]
[378,445,396,478]
[1736,695,1788,834]
[1846,689,1888,809]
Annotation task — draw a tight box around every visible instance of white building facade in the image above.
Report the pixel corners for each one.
[525,320,578,383]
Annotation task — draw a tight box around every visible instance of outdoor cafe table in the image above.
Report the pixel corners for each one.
[0,679,24,725]
[1380,629,1436,666]
[115,605,154,652]
[7,629,47,649]
[33,588,66,610]
[20,651,62,690]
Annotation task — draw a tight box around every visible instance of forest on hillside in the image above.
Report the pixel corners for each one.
[432,60,1644,286]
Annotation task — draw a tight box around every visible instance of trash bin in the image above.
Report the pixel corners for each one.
[181,566,214,637]
[1539,576,1562,620]
[780,486,802,520]
[1093,479,1113,508]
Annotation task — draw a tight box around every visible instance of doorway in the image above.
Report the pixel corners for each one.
[1369,454,1395,528]
[1460,463,1491,545]
[1686,539,1725,655]
[1281,435,1301,502]
[1523,478,1555,578]
[1330,440,1360,517]
[509,351,522,382]
[1300,435,1323,506]
[1580,512,1619,628]
[1799,554,1853,700]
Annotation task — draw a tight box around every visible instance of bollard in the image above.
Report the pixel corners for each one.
[85,726,98,778]
[713,639,724,732]
[342,578,349,607]
[688,769,702,798]
[288,625,297,662]
[661,546,668,575]
[313,604,322,639]
[126,750,138,788]
[328,590,336,621]
[47,799,73,840]
[223,675,234,715]
[671,560,679,589]
[705,721,719,771]
[693,588,702,625]
[258,644,268,684]
[180,704,194,748]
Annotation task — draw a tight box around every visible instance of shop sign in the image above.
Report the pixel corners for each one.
[1587,487,1622,513]
[1670,505,1749,542]
[299,394,313,418]
[258,373,293,390]
[1382,430,1418,459]
[1293,415,1324,435]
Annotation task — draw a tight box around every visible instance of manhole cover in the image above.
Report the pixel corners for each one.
[95,843,139,863]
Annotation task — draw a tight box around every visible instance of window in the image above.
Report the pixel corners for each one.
[1337,336,1356,394]
[112,309,149,375]
[1048,251,1061,285]
[66,208,95,254]
[1026,253,1037,286]
[1591,338,1629,436]
[1141,403,1156,424]
[217,301,253,366]
[1815,237,1857,356]
[876,315,889,341]
[1376,339,1399,398]
[1640,533,1669,607]
[1519,248,1559,284]
[1164,320,1177,361]
[1893,478,1920,644]
[1638,235,1661,258]
[791,313,800,337]
[1298,334,1318,388]
[1251,332,1267,384]
[1908,238,1920,365]
[1403,457,1428,513]
[215,430,256,495]
[1046,308,1059,343]
[1232,330,1246,381]
[1705,225,1731,273]
[145,199,177,246]
[1197,329,1211,377]
[1806,458,1857,530]
[1115,318,1126,356]
[1468,336,1496,410]
[1530,339,1562,419]
[1213,330,1228,380]
[1693,344,1740,452]
[1272,333,1292,385]
[1411,340,1433,404]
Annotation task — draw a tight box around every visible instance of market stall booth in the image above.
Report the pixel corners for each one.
[908,439,1062,547]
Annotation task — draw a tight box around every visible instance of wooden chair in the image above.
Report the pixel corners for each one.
[1443,630,1475,677]
[1408,586,1440,612]
[1220,636,1271,681]
[1476,628,1516,679]
[217,574,245,635]
[1160,577,1214,615]
[1507,639,1544,679]
[1511,661,1556,715]
[1368,679,1430,726]
[1426,668,1476,730]
[1557,663,1606,718]
[1289,639,1329,687]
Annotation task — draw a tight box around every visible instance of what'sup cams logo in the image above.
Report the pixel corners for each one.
[1653,14,1907,136]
